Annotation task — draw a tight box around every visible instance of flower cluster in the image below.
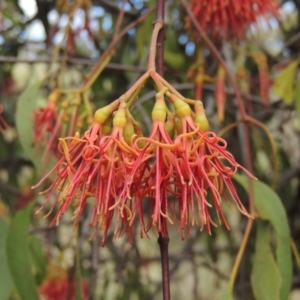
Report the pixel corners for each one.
[189,0,278,39]
[32,90,92,163]
[33,71,255,245]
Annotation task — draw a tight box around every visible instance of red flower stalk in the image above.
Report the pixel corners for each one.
[236,67,250,94]
[32,92,60,161]
[189,0,278,39]
[67,27,75,57]
[0,104,10,134]
[0,103,16,144]
[187,49,205,100]
[215,65,226,122]
[120,89,176,237]
[253,52,270,108]
[194,69,204,101]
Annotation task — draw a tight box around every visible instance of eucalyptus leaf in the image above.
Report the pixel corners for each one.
[0,216,13,300]
[234,175,292,300]
[29,236,47,285]
[6,203,40,300]
[251,221,281,300]
[219,285,233,300]
[272,59,300,104]
[15,80,51,173]
[164,26,186,69]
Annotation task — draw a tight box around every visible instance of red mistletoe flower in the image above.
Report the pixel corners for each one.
[33,100,139,245]
[32,92,59,161]
[33,80,256,244]
[39,278,88,300]
[32,91,85,163]
[168,96,255,236]
[119,88,255,239]
[119,89,177,237]
[189,0,278,39]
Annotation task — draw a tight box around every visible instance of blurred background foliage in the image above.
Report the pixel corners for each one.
[0,0,300,299]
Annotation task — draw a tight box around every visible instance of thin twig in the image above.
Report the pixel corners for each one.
[0,55,148,72]
[112,0,128,41]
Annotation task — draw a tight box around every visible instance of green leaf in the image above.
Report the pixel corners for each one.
[6,203,40,300]
[234,175,292,300]
[135,17,152,59]
[295,73,300,123]
[15,80,49,173]
[251,221,282,300]
[164,27,185,69]
[272,59,300,104]
[219,285,233,300]
[0,217,14,300]
[29,236,47,285]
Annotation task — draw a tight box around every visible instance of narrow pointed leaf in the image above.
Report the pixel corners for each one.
[6,203,40,300]
[272,59,300,104]
[234,175,292,300]
[15,80,47,173]
[0,216,13,300]
[29,236,47,285]
[251,221,281,300]
[219,285,233,300]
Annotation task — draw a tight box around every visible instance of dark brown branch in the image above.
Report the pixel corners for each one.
[0,56,147,72]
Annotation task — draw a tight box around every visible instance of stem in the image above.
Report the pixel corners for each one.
[122,72,150,103]
[154,73,185,100]
[0,55,148,72]
[112,0,128,42]
[88,235,99,300]
[155,0,165,75]
[150,70,165,90]
[126,83,145,108]
[228,218,254,288]
[158,234,171,300]
[291,238,300,269]
[154,0,171,299]
[148,22,164,71]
